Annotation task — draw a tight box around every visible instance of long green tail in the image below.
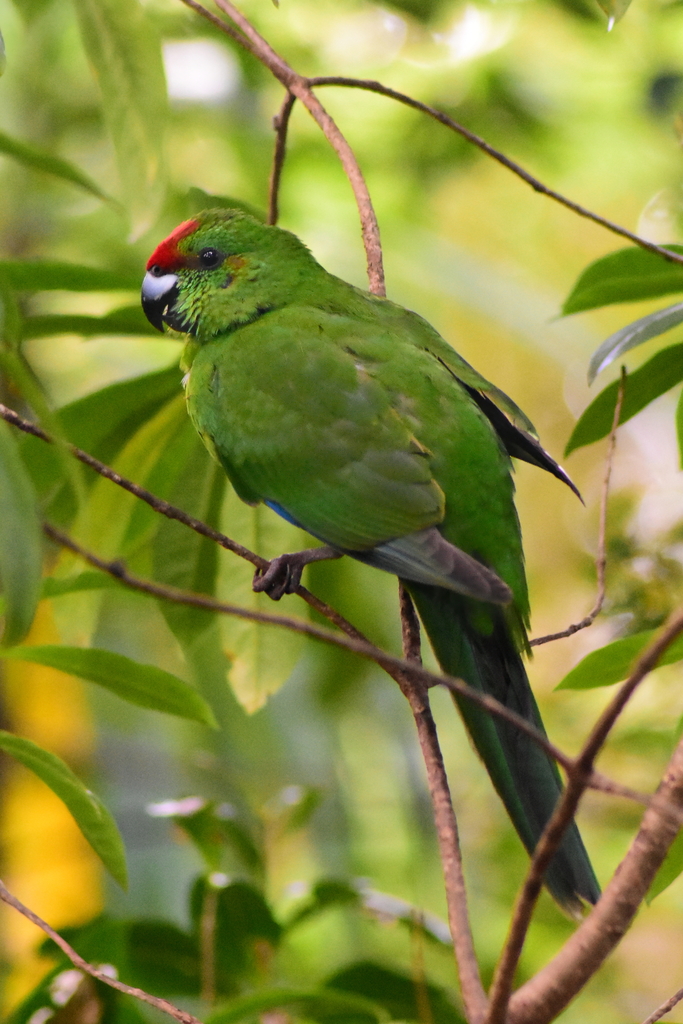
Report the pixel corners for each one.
[407,582,600,915]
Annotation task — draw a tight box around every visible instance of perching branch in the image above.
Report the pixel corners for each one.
[268,90,296,226]
[530,367,626,647]
[398,585,486,1023]
[487,605,683,1024]
[42,521,646,811]
[0,880,204,1024]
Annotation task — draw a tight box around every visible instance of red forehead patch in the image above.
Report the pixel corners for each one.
[146,218,199,271]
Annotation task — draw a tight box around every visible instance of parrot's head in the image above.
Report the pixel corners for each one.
[142,208,320,340]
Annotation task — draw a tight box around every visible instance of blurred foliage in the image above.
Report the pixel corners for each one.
[2,0,683,1022]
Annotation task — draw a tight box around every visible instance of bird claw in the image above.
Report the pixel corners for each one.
[253,554,305,601]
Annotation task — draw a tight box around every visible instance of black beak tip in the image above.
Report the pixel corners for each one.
[141,292,168,333]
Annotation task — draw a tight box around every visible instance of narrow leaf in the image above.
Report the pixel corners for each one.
[72,0,168,235]
[0,419,42,645]
[0,260,140,291]
[595,0,632,26]
[556,630,683,690]
[566,343,683,454]
[218,493,306,712]
[563,245,683,315]
[648,828,683,901]
[206,987,388,1024]
[0,730,127,886]
[21,306,157,340]
[0,646,217,726]
[588,301,683,382]
[0,129,111,201]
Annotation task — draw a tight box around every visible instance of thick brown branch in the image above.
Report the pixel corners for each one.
[43,522,646,810]
[0,880,203,1024]
[308,77,683,268]
[530,367,626,647]
[486,606,683,1024]
[509,735,683,1024]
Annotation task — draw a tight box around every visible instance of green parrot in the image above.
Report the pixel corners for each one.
[142,208,599,914]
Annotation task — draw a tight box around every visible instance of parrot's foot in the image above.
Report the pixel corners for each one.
[253,546,341,600]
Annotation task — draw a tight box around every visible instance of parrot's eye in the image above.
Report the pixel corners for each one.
[199,247,224,269]
[149,264,164,277]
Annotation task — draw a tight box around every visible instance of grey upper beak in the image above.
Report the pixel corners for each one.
[141,271,179,332]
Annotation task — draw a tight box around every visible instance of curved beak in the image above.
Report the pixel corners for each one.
[141,271,179,332]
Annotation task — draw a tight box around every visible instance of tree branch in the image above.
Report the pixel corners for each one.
[486,605,683,1024]
[397,585,487,1024]
[641,984,683,1024]
[530,367,626,647]
[178,0,385,294]
[268,90,296,225]
[308,77,683,268]
[0,880,203,1024]
[42,521,646,811]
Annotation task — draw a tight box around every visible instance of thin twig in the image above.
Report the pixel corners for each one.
[0,880,203,1024]
[397,586,486,1024]
[530,367,627,647]
[485,605,683,1024]
[268,90,296,225]
[180,0,385,294]
[308,77,683,268]
[43,521,648,811]
[640,985,683,1024]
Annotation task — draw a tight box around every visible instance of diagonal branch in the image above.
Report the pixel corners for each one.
[486,605,683,1024]
[308,77,683,268]
[43,521,647,810]
[640,984,683,1024]
[0,880,203,1024]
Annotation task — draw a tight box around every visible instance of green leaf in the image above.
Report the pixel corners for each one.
[588,301,683,382]
[169,801,263,875]
[42,572,120,598]
[562,245,683,315]
[565,343,683,455]
[206,987,388,1024]
[72,0,168,235]
[0,419,42,646]
[21,306,157,340]
[0,129,112,202]
[0,259,140,291]
[127,921,201,996]
[191,878,281,981]
[218,493,306,712]
[152,429,225,644]
[648,827,683,901]
[0,646,217,726]
[556,630,683,690]
[0,730,127,886]
[327,962,465,1024]
[676,387,683,470]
